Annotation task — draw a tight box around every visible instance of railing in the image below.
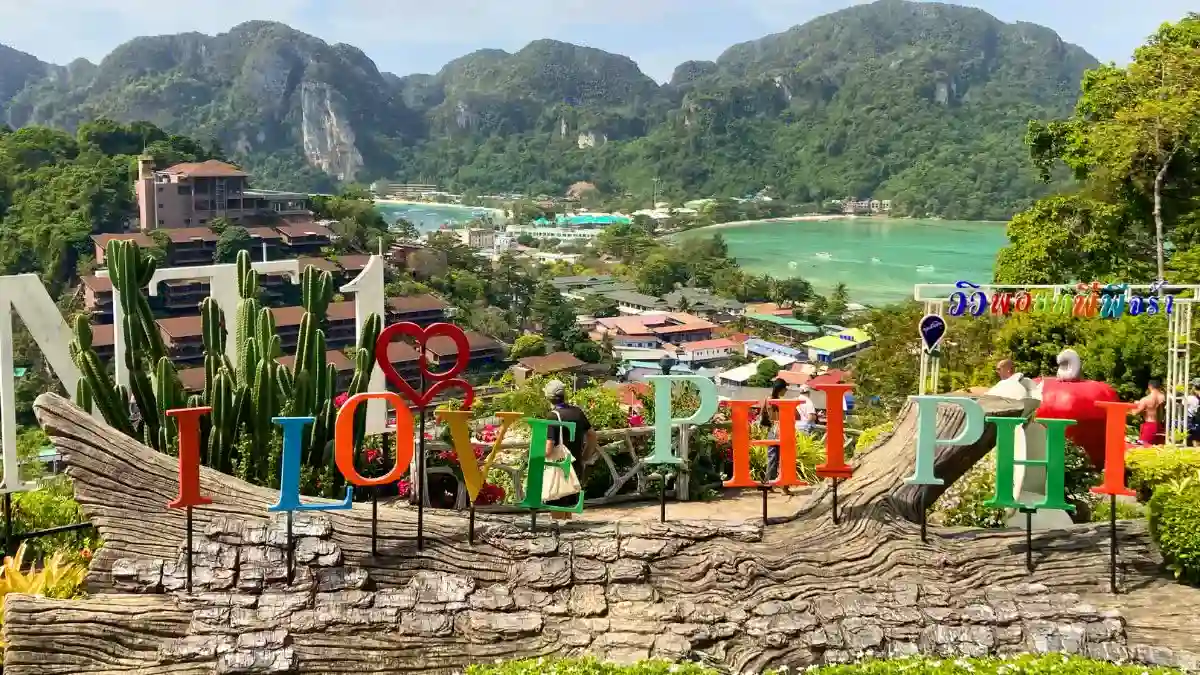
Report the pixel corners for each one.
[417,422,861,511]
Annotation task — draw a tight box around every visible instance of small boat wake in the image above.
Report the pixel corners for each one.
[787,261,799,270]
[915,264,936,274]
[814,252,833,260]
[870,257,881,264]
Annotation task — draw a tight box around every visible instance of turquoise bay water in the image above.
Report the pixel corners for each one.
[372,203,1009,306]
[678,218,1008,306]
[375,202,501,231]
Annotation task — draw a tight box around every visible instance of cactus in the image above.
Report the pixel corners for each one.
[71,244,385,492]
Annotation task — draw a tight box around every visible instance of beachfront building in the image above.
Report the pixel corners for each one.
[506,225,604,241]
[744,338,805,362]
[745,313,822,341]
[136,158,310,231]
[458,228,496,250]
[592,313,717,349]
[678,338,737,364]
[804,328,873,364]
[663,288,745,318]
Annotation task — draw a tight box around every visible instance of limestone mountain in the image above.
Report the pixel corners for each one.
[3,21,423,190]
[0,0,1102,219]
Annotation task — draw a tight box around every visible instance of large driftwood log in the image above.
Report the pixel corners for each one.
[4,393,1198,674]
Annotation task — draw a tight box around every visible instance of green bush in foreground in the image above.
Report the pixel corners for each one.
[1148,471,1200,583]
[466,655,1182,674]
[1126,446,1200,500]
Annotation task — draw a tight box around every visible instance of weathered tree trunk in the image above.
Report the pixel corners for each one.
[4,393,1199,674]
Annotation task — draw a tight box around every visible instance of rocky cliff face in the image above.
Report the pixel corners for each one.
[0,0,1101,214]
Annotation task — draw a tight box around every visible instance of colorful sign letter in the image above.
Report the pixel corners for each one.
[373,321,475,409]
[723,399,807,489]
[986,417,1075,512]
[517,416,583,513]
[166,407,214,509]
[645,374,719,465]
[904,395,986,485]
[270,416,352,513]
[438,410,523,503]
[814,383,854,480]
[334,392,415,487]
[1091,401,1138,497]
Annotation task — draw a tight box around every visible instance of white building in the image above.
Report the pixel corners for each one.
[458,228,495,250]
[505,225,604,241]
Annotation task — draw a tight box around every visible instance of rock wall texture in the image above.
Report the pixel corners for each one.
[6,393,1200,674]
[98,513,1195,674]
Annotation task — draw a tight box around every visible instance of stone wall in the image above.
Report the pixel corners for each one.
[106,513,1195,674]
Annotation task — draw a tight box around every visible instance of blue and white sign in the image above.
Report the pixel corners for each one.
[919,314,947,352]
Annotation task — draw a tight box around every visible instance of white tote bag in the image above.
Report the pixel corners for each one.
[542,411,582,502]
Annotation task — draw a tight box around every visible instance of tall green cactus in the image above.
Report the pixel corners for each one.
[71,240,185,452]
[72,245,385,494]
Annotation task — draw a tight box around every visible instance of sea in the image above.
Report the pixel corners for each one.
[676,218,1008,306]
[375,201,504,231]
[373,202,1009,306]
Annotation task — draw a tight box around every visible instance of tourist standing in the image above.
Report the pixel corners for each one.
[762,378,793,495]
[1132,379,1166,446]
[543,380,595,520]
[1187,380,1200,447]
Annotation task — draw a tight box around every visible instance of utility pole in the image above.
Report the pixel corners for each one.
[652,177,660,209]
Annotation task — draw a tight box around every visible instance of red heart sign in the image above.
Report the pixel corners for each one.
[374,322,476,410]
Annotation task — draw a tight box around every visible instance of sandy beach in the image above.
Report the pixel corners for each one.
[692,213,854,231]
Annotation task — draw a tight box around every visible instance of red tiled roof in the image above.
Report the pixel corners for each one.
[244,227,282,240]
[777,370,810,386]
[177,367,207,392]
[517,351,585,374]
[653,323,715,335]
[327,301,356,321]
[163,160,247,178]
[296,257,339,273]
[616,382,651,407]
[386,341,421,363]
[271,306,307,327]
[387,294,447,314]
[80,275,112,293]
[426,331,502,357]
[808,369,851,386]
[336,254,372,272]
[157,316,204,340]
[679,338,735,352]
[162,227,218,243]
[90,324,115,347]
[277,349,355,371]
[278,223,335,239]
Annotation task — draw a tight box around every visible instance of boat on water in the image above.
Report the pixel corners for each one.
[814,252,833,260]
[871,257,881,264]
[916,264,936,273]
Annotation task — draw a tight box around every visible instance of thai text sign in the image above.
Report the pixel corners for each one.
[947,281,1174,318]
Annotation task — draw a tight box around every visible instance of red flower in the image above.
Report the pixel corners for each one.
[80,547,93,561]
[475,483,506,506]
[365,448,381,463]
[397,479,412,498]
[334,393,349,408]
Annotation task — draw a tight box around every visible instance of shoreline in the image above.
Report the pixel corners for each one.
[689,213,855,232]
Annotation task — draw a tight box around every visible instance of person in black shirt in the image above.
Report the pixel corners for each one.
[543,379,595,519]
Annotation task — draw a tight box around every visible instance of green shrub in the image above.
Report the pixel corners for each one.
[854,421,893,454]
[1148,471,1200,583]
[931,452,1006,528]
[465,656,1180,675]
[1091,497,1145,522]
[1127,446,1200,500]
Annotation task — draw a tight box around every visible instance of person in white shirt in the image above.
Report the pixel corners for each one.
[795,394,817,433]
[1187,379,1200,447]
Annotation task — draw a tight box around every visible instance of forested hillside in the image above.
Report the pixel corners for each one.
[0,0,1099,219]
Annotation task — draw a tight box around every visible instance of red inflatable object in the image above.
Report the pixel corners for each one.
[1034,377,1120,468]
